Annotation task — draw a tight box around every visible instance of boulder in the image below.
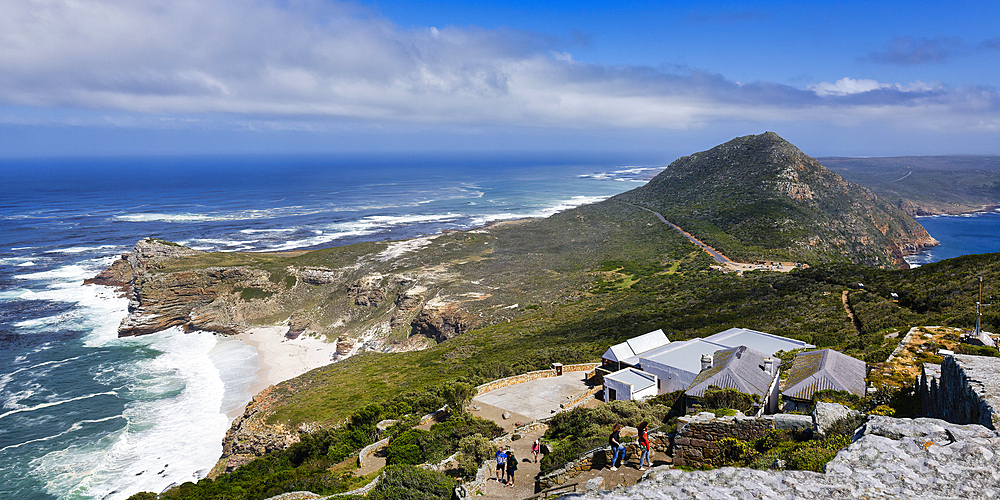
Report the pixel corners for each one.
[812,402,863,438]
[770,413,813,433]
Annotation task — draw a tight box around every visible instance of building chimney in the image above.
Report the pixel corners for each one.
[701,354,713,371]
[763,357,775,375]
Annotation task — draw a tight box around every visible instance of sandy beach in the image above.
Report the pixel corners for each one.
[234,326,340,404]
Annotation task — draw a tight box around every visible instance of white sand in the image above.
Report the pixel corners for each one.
[235,326,340,399]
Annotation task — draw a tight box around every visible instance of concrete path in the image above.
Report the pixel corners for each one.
[476,426,547,499]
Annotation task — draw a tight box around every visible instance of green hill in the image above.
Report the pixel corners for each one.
[615,132,937,268]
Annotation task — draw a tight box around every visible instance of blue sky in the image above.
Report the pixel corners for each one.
[0,0,998,159]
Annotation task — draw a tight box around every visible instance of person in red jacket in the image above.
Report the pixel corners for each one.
[637,421,651,470]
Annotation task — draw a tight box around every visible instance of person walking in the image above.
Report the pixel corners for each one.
[495,446,507,483]
[637,421,651,470]
[531,440,541,463]
[608,423,623,471]
[505,450,518,488]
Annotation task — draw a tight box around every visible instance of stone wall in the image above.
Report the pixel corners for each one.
[568,416,1000,500]
[671,412,773,469]
[357,437,389,468]
[920,354,1000,430]
[535,432,669,490]
[473,363,600,396]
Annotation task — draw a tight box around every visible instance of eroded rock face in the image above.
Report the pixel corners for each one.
[410,303,476,342]
[567,416,1000,499]
[214,387,300,477]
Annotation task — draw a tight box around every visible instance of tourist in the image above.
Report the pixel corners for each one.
[531,439,541,463]
[505,450,518,487]
[609,423,623,471]
[637,421,651,470]
[495,446,507,482]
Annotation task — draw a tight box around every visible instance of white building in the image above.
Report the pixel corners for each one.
[601,327,813,401]
[601,329,670,371]
[603,368,658,402]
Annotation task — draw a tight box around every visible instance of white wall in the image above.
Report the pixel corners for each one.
[640,359,698,394]
[604,377,633,402]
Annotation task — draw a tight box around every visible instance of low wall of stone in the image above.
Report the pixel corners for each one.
[474,363,601,396]
[672,413,773,469]
[535,432,669,490]
[357,437,389,468]
[920,354,1000,430]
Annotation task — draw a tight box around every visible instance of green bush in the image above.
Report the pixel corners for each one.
[457,434,493,478]
[955,343,1000,357]
[712,437,758,467]
[812,389,861,410]
[698,387,758,414]
[385,416,502,467]
[367,465,455,500]
[786,446,838,472]
[127,493,158,500]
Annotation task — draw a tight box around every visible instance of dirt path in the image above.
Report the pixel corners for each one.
[628,203,804,273]
[476,426,548,499]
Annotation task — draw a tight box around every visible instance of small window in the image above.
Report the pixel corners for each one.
[608,388,617,401]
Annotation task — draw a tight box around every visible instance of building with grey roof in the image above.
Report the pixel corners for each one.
[601,329,669,371]
[781,349,867,412]
[603,368,658,402]
[600,327,811,403]
[704,327,813,356]
[684,345,780,415]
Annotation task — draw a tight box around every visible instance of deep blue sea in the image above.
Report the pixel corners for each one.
[905,210,1000,266]
[0,154,662,499]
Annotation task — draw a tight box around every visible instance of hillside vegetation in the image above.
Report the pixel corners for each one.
[615,132,936,267]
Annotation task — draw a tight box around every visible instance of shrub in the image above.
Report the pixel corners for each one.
[457,434,493,478]
[786,446,837,473]
[712,437,757,467]
[127,493,158,500]
[869,405,895,416]
[954,344,1000,357]
[699,387,758,414]
[812,389,861,410]
[824,413,867,439]
[367,465,455,500]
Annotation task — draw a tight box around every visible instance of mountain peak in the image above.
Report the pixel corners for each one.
[614,133,936,268]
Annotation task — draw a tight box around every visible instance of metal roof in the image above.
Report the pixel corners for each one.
[705,327,814,356]
[603,329,670,364]
[604,368,657,392]
[685,346,775,399]
[602,342,636,363]
[781,349,866,402]
[639,338,731,375]
[626,329,669,356]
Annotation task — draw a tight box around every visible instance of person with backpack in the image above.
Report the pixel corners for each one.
[531,439,541,463]
[505,450,518,488]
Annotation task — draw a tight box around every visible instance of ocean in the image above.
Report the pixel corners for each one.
[0,154,661,499]
[905,210,1000,266]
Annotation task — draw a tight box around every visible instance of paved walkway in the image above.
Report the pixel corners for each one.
[472,372,592,421]
[476,426,547,499]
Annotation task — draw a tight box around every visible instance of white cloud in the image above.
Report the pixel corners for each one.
[0,0,995,135]
[808,77,942,97]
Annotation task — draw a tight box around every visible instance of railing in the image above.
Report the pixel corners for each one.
[526,482,579,500]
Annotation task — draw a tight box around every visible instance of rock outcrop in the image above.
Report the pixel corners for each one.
[568,416,1000,499]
